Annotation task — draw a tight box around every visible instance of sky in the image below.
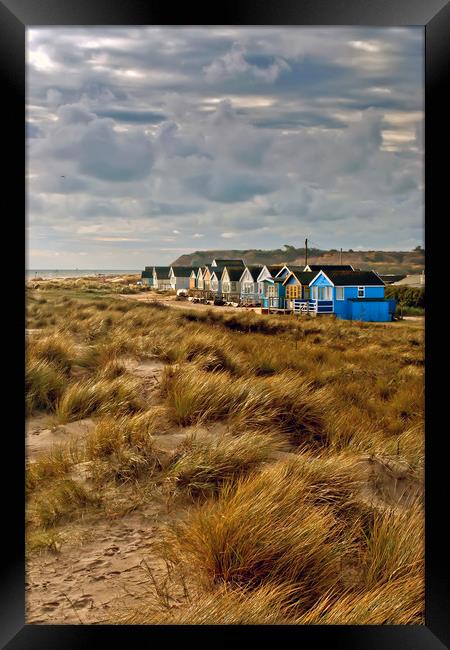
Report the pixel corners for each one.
[27,27,424,268]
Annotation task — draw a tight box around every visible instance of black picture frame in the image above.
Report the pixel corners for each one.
[1,0,448,647]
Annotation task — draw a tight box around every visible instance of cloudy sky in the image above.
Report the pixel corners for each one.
[27,27,424,268]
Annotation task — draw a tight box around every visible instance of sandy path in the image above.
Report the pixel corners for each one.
[26,357,180,624]
[119,292,261,313]
[26,501,183,624]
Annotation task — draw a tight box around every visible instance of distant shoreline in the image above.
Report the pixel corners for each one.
[26,270,140,281]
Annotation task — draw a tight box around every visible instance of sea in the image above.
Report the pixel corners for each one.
[26,269,140,280]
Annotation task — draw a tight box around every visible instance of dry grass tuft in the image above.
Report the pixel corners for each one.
[29,478,100,529]
[119,581,298,625]
[54,375,144,423]
[85,413,161,483]
[165,430,289,499]
[26,358,66,414]
[164,365,327,446]
[293,575,424,624]
[162,459,349,602]
[26,442,82,493]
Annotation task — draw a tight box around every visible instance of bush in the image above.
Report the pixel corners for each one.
[385,286,424,309]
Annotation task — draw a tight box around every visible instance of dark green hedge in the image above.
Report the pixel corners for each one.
[385,285,425,308]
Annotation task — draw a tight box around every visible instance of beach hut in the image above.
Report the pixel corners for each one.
[153,267,172,291]
[282,271,315,310]
[221,267,243,302]
[141,267,154,286]
[169,266,192,291]
[273,265,292,280]
[210,267,225,297]
[308,270,394,321]
[196,267,204,291]
[189,268,198,290]
[240,265,264,304]
[256,265,284,300]
[211,258,245,269]
[261,277,287,310]
[203,266,212,295]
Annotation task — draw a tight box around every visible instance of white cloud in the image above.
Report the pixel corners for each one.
[204,42,290,83]
[349,40,381,53]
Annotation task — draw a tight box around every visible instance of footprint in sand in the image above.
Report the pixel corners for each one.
[73,595,94,609]
[41,601,60,612]
[84,558,109,568]
[104,545,120,556]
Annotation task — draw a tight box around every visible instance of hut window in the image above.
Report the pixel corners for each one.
[286,285,299,299]
[336,287,344,300]
[317,286,332,300]
[358,286,365,298]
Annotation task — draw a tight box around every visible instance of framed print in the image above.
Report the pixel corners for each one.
[1,0,448,647]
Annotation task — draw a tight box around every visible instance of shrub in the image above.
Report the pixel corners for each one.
[385,286,425,309]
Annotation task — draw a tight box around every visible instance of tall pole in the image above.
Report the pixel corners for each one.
[340,247,342,265]
[305,238,308,268]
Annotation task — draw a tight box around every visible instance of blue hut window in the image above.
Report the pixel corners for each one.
[358,286,365,297]
[336,287,344,300]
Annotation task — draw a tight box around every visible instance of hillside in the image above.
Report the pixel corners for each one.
[172,246,425,275]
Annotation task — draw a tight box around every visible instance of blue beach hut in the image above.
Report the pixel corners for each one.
[308,270,395,321]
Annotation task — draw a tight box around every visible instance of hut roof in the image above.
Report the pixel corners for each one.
[283,271,316,285]
[307,264,354,272]
[170,266,194,277]
[244,265,264,280]
[321,270,385,286]
[226,267,244,281]
[213,259,245,268]
[153,266,171,279]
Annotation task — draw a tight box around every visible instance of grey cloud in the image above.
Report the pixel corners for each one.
[33,104,154,182]
[27,26,424,267]
[95,109,167,124]
[186,167,277,203]
[27,122,43,138]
